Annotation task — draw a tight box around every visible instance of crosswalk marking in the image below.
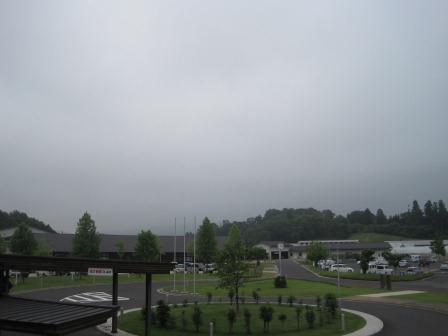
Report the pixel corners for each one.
[60,291,130,303]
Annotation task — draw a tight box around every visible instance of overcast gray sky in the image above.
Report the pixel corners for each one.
[1,1,447,234]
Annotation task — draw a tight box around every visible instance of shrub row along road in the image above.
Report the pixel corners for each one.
[3,271,446,336]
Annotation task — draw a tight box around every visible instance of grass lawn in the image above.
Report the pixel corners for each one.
[389,292,448,305]
[163,278,384,299]
[314,269,434,282]
[10,273,217,293]
[119,304,366,336]
[349,232,409,242]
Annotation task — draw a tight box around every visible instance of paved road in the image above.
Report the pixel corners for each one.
[4,270,448,336]
[278,259,448,292]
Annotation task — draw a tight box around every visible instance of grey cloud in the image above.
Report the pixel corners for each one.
[1,1,447,234]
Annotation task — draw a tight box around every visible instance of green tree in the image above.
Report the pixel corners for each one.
[306,241,329,266]
[324,293,339,318]
[247,246,267,261]
[382,251,405,273]
[359,249,375,274]
[243,308,252,335]
[376,209,387,225]
[278,313,287,330]
[295,305,303,330]
[259,306,274,333]
[0,235,6,254]
[216,225,249,312]
[10,224,37,255]
[155,300,171,328]
[228,288,235,305]
[227,308,237,334]
[252,290,260,304]
[430,238,446,259]
[134,230,161,262]
[34,239,52,256]
[437,200,448,234]
[424,200,436,227]
[192,304,202,332]
[196,217,218,264]
[410,200,424,225]
[72,212,100,258]
[305,306,315,329]
[287,295,296,307]
[115,240,125,259]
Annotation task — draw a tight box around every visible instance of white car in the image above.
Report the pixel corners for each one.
[174,264,186,273]
[406,266,423,275]
[439,264,448,271]
[398,260,408,267]
[329,264,354,273]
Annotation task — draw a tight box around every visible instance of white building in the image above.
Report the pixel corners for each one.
[387,240,448,257]
[0,227,50,238]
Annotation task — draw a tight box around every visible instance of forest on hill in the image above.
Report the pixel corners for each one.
[0,209,56,233]
[215,200,448,246]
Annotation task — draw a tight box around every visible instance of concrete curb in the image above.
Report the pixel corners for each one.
[341,308,383,336]
[97,303,383,336]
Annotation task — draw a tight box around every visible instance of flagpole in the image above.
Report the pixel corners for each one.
[183,217,186,292]
[173,218,176,291]
[193,216,196,295]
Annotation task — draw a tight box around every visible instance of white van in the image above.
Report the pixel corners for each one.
[367,263,393,275]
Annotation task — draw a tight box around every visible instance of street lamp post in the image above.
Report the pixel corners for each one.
[336,248,345,331]
[278,243,284,275]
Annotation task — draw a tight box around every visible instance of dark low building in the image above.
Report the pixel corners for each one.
[33,233,227,263]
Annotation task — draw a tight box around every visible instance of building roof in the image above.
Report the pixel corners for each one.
[0,254,173,274]
[257,241,286,248]
[0,296,118,335]
[290,241,391,252]
[33,233,227,254]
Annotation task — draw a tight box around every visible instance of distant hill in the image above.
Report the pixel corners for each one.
[349,232,409,242]
[0,209,56,233]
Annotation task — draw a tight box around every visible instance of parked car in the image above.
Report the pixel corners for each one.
[406,266,423,275]
[205,263,215,272]
[367,263,393,275]
[398,260,408,267]
[440,264,448,271]
[419,259,431,267]
[319,259,336,270]
[186,262,205,273]
[410,255,422,263]
[329,264,354,273]
[35,271,55,277]
[175,264,186,273]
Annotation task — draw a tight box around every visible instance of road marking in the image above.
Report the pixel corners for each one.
[359,290,425,298]
[60,291,130,303]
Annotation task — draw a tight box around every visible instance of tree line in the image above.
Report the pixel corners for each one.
[215,200,448,245]
[0,209,56,233]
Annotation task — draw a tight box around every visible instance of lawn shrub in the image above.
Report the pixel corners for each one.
[274,275,287,288]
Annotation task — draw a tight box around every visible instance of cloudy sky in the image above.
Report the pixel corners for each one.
[1,1,447,234]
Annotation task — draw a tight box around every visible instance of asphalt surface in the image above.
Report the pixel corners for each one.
[3,263,448,336]
[278,259,448,292]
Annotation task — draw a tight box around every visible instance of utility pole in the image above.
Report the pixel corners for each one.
[173,218,176,291]
[193,216,196,295]
[278,243,284,275]
[183,217,186,292]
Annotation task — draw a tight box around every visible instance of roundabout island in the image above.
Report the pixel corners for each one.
[114,302,372,336]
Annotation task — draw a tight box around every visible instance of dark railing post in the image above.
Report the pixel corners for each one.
[145,272,152,336]
[112,270,118,333]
